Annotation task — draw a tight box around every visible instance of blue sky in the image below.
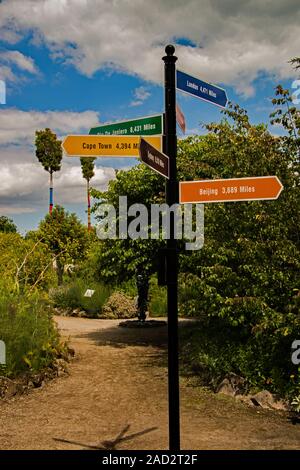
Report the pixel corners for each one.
[0,0,299,233]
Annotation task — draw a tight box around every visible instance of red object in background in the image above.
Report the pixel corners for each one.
[176,104,186,134]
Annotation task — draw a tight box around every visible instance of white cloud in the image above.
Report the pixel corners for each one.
[54,163,116,204]
[130,86,151,107]
[0,50,39,74]
[0,205,36,215]
[0,65,16,83]
[0,49,39,84]
[0,25,21,45]
[0,158,115,211]
[0,108,100,146]
[0,0,299,96]
[0,107,115,213]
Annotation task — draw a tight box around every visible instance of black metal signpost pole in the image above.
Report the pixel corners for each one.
[162,45,180,450]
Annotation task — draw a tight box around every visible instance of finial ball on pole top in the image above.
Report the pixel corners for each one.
[165,44,175,56]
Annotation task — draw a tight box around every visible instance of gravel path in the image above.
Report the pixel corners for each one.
[0,316,299,450]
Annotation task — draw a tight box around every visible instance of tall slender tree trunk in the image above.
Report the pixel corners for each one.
[49,170,53,214]
[87,178,91,231]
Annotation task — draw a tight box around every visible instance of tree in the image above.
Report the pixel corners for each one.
[91,164,165,283]
[80,157,96,231]
[0,215,17,233]
[289,57,300,70]
[35,128,62,214]
[270,86,300,160]
[38,205,88,285]
[177,103,300,396]
[178,102,299,312]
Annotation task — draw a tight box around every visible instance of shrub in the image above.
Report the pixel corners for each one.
[179,315,300,398]
[0,232,56,292]
[0,288,64,377]
[179,266,300,399]
[100,292,136,319]
[50,279,113,317]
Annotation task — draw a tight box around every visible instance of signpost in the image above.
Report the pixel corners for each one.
[176,69,228,108]
[89,114,163,136]
[139,138,169,179]
[62,45,284,453]
[62,135,162,157]
[163,45,180,452]
[179,176,283,204]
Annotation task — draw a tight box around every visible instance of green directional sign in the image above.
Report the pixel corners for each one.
[89,114,163,136]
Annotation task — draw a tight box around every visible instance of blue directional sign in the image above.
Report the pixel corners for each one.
[176,70,228,108]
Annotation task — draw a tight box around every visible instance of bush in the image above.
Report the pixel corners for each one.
[179,262,300,399]
[100,292,136,319]
[50,279,113,317]
[179,315,300,399]
[0,288,64,377]
[0,232,56,292]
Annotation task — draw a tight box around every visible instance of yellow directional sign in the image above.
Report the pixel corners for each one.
[62,135,162,157]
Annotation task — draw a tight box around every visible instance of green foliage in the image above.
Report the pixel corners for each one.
[35,128,62,174]
[178,101,300,397]
[117,278,137,298]
[270,86,300,158]
[80,157,96,182]
[291,394,300,413]
[119,275,167,317]
[148,278,167,317]
[100,291,136,319]
[180,322,300,398]
[179,104,299,317]
[0,288,63,377]
[0,232,56,292]
[75,238,102,282]
[50,279,113,317]
[91,164,166,282]
[0,215,17,233]
[38,205,88,259]
[38,205,89,285]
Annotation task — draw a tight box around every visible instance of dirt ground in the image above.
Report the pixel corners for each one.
[0,315,300,450]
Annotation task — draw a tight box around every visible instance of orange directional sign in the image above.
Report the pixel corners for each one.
[62,135,162,157]
[179,176,283,204]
